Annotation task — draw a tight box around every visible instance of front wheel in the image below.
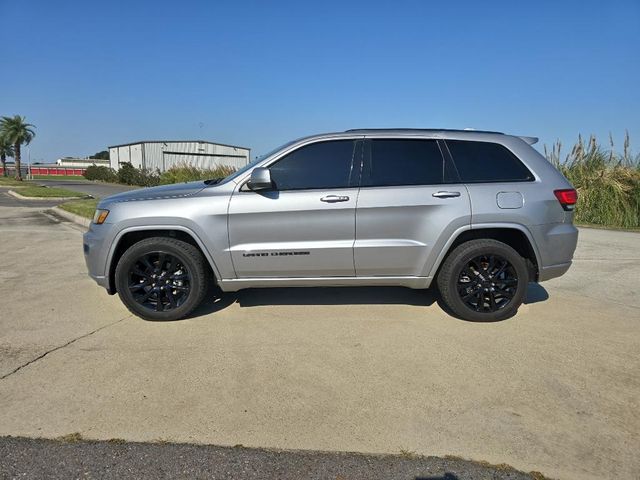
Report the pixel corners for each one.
[436,239,529,322]
[115,237,210,321]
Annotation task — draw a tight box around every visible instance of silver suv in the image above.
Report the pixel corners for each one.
[83,129,578,322]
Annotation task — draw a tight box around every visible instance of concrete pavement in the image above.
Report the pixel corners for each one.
[0,198,638,480]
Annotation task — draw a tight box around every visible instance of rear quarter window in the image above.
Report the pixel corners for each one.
[446,140,534,183]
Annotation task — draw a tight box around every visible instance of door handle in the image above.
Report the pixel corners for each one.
[432,191,461,198]
[320,195,350,203]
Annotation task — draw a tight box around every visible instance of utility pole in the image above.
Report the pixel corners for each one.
[27,146,31,180]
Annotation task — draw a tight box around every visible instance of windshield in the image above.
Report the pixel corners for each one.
[218,139,299,184]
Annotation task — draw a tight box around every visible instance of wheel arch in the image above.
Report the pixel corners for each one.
[429,223,542,282]
[105,226,221,294]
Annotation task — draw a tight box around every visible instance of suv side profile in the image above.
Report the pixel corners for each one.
[83,129,578,322]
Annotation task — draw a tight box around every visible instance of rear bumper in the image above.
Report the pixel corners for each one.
[538,261,572,282]
[529,222,578,282]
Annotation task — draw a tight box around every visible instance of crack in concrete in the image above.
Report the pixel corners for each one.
[0,316,130,380]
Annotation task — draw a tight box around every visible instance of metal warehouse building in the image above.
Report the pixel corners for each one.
[108,140,251,172]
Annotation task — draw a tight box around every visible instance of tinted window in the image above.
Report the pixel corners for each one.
[446,140,534,182]
[269,140,355,190]
[363,139,445,187]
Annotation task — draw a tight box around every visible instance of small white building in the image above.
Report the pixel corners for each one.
[57,157,110,167]
[108,140,251,172]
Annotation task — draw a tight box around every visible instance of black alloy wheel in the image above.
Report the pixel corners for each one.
[128,251,192,312]
[115,237,209,321]
[457,254,518,313]
[437,239,529,322]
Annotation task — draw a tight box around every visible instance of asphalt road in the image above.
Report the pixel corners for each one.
[0,197,638,480]
[0,436,540,480]
[34,178,136,198]
[0,191,60,208]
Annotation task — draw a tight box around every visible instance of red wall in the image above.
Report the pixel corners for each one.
[0,167,86,176]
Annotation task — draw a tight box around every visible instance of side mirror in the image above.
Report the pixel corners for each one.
[247,167,272,190]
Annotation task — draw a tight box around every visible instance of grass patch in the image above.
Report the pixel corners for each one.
[529,472,552,480]
[577,222,640,232]
[107,438,126,444]
[0,177,33,187]
[59,198,98,218]
[16,186,86,198]
[444,455,552,479]
[398,448,419,459]
[56,432,84,443]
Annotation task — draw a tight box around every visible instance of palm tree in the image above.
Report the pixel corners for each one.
[0,115,36,181]
[0,137,14,177]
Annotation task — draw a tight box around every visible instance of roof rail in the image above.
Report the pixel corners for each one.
[344,128,504,135]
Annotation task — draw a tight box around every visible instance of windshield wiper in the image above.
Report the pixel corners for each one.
[204,177,223,185]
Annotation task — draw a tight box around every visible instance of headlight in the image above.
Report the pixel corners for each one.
[92,209,110,224]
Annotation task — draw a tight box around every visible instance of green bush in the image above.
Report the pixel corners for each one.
[159,163,236,185]
[116,162,160,187]
[116,162,140,185]
[95,162,236,188]
[83,165,118,183]
[546,133,640,228]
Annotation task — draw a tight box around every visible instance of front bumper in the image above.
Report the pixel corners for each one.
[83,222,115,292]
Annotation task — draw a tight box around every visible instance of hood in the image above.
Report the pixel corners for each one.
[102,181,208,204]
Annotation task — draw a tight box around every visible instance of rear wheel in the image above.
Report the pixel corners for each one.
[115,237,209,321]
[437,239,528,322]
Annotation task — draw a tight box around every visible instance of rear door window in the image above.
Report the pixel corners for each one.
[446,140,534,183]
[363,139,448,187]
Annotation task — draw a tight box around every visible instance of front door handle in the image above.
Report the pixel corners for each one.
[320,195,350,203]
[432,191,461,198]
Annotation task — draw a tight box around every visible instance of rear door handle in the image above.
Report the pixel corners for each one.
[432,191,461,198]
[320,195,350,203]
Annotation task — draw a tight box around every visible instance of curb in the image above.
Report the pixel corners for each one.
[8,189,89,201]
[50,206,92,229]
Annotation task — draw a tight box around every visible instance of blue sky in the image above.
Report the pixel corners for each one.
[1,0,638,162]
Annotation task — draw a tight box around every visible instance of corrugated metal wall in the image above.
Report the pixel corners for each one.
[110,141,250,172]
[109,147,118,170]
[109,145,142,169]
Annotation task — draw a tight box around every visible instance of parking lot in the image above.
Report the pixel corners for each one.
[0,191,638,480]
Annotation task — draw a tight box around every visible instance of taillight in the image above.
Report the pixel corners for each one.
[554,189,578,211]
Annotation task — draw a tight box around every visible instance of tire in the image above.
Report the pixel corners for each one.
[115,237,210,321]
[436,239,529,322]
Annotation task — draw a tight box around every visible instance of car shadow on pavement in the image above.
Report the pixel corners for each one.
[235,286,438,307]
[186,283,548,322]
[524,282,549,304]
[189,287,237,318]
[185,285,437,320]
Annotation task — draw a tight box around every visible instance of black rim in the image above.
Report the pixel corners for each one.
[457,254,518,313]
[127,251,191,312]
